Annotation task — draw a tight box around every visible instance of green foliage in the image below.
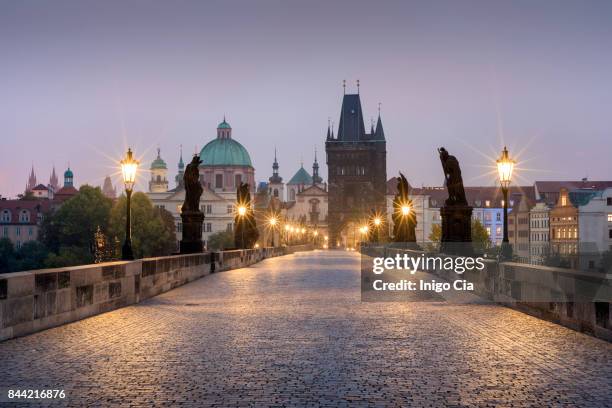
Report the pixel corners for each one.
[40,185,113,254]
[108,192,176,258]
[44,246,93,268]
[0,239,49,272]
[428,223,441,242]
[208,231,234,250]
[0,238,16,273]
[471,219,491,253]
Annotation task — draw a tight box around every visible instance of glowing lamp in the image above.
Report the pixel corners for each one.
[496,146,514,189]
[120,148,139,191]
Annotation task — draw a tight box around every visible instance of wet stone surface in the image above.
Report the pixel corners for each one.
[0,250,611,407]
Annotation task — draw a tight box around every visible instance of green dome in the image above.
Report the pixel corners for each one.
[64,168,73,178]
[217,120,231,129]
[150,149,167,170]
[200,138,252,167]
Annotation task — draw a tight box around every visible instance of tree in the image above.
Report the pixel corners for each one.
[14,241,49,271]
[429,223,441,242]
[0,238,16,273]
[207,231,234,250]
[40,185,113,258]
[108,192,176,259]
[471,219,491,253]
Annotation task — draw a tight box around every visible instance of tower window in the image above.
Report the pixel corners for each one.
[215,174,223,189]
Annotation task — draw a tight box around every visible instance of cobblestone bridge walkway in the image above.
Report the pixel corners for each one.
[1,250,611,407]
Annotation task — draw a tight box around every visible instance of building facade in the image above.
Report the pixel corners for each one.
[325,92,387,247]
[529,201,551,264]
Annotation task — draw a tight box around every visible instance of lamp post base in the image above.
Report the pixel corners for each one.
[122,240,134,261]
[180,211,204,254]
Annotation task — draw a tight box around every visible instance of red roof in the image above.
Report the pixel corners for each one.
[0,199,52,225]
[32,184,48,191]
[54,186,78,202]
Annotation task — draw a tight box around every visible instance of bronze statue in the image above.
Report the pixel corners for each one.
[438,147,467,206]
[179,155,204,253]
[234,182,259,249]
[182,155,203,213]
[438,147,472,253]
[392,172,417,242]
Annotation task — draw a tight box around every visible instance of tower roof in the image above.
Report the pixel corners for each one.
[288,166,313,185]
[199,138,252,167]
[336,94,366,141]
[374,115,385,140]
[64,167,73,178]
[217,119,231,129]
[151,148,168,170]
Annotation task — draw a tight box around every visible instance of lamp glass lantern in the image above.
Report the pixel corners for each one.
[120,148,139,192]
[496,146,514,189]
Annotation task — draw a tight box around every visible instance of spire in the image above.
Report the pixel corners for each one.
[326,118,331,141]
[26,165,37,192]
[370,118,375,135]
[337,93,366,141]
[269,147,282,184]
[49,165,59,192]
[374,103,385,140]
[331,121,334,139]
[178,145,184,169]
[312,147,321,185]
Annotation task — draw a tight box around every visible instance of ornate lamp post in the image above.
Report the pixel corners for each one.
[120,148,139,260]
[268,216,278,247]
[237,204,247,248]
[497,146,515,259]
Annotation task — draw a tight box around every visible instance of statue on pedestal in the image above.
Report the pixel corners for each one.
[179,155,204,254]
[438,147,472,254]
[392,172,417,243]
[234,182,259,249]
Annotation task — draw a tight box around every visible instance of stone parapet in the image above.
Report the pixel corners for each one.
[0,244,313,342]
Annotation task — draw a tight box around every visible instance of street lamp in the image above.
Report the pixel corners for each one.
[268,216,278,247]
[120,148,139,260]
[497,146,515,259]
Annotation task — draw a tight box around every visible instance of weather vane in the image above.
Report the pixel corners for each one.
[356,79,360,93]
[342,79,346,94]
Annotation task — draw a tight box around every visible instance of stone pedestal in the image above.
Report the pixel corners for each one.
[180,211,204,254]
[440,205,473,255]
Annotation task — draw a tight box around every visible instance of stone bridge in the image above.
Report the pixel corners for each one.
[0,250,611,406]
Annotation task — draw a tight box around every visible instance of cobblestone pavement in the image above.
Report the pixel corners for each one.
[1,250,611,407]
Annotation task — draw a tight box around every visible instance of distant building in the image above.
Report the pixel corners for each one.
[31,184,51,199]
[508,194,534,262]
[0,199,51,249]
[549,188,579,267]
[326,90,387,247]
[54,167,78,203]
[529,201,551,264]
[102,176,117,199]
[148,119,255,249]
[149,148,169,193]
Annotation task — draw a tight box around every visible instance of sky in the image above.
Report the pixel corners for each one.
[1,0,611,198]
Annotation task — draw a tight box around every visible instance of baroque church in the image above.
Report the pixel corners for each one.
[147,118,256,249]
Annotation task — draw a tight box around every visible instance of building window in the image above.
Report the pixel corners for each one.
[609,229,612,239]
[3,227,7,237]
[290,189,296,201]
[485,227,491,236]
[226,223,233,232]
[19,210,30,223]
[28,227,33,236]
[177,223,182,233]
[496,226,501,235]
[227,205,233,214]
[234,174,242,188]
[215,174,223,189]
[485,200,490,207]
[608,214,612,222]
[496,212,501,222]
[205,223,212,232]
[561,196,567,206]
[204,204,212,214]
[16,240,21,249]
[607,197,612,205]
[1,210,10,223]
[273,189,279,197]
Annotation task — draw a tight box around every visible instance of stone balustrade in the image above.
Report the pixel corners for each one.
[363,246,612,341]
[0,244,313,342]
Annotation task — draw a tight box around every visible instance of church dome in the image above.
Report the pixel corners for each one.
[64,168,73,178]
[151,149,167,170]
[199,138,252,167]
[217,119,231,129]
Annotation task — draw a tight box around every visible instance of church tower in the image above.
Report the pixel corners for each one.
[63,167,74,187]
[175,146,185,189]
[49,166,60,193]
[325,83,387,247]
[149,148,169,193]
[25,165,37,193]
[268,148,284,200]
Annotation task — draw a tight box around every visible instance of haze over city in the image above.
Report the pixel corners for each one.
[1,0,611,198]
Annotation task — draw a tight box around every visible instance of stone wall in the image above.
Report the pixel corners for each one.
[365,246,612,342]
[0,244,313,342]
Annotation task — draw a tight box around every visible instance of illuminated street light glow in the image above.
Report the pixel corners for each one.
[401,205,411,216]
[373,217,381,226]
[269,217,278,226]
[496,146,515,189]
[237,205,247,217]
[120,148,139,192]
